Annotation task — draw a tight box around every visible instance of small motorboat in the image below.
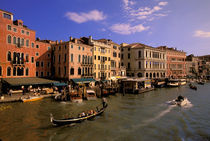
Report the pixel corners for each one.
[197,81,204,85]
[50,102,108,126]
[169,95,188,106]
[86,89,97,100]
[70,90,83,103]
[21,95,43,102]
[189,83,197,90]
[179,79,187,86]
[167,79,180,87]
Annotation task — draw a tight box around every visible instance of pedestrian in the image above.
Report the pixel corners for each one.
[21,86,25,95]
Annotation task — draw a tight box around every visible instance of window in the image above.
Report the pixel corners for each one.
[47,72,50,76]
[138,61,141,69]
[26,31,30,35]
[36,71,38,77]
[64,54,66,62]
[64,45,66,50]
[138,51,141,58]
[94,55,96,60]
[58,67,60,75]
[59,46,61,51]
[128,63,130,69]
[3,13,11,20]
[128,48,130,51]
[78,55,81,62]
[26,54,29,62]
[48,47,51,50]
[48,54,50,58]
[41,72,43,77]
[26,68,29,76]
[7,25,11,30]
[78,67,81,75]
[21,30,25,34]
[0,66,2,76]
[13,36,16,44]
[64,66,66,75]
[71,54,73,62]
[13,28,17,32]
[128,53,130,59]
[31,57,34,63]
[70,68,74,75]
[78,46,80,50]
[58,55,61,63]
[113,52,117,57]
[31,43,34,48]
[26,40,29,47]
[36,45,39,48]
[82,47,84,51]
[21,38,24,46]
[118,53,120,58]
[71,45,73,48]
[47,62,50,67]
[98,56,100,60]
[36,61,39,67]
[36,52,39,56]
[98,64,100,70]
[113,46,117,49]
[7,67,11,76]
[7,51,11,61]
[41,62,44,67]
[13,67,16,76]
[121,54,124,59]
[7,35,11,43]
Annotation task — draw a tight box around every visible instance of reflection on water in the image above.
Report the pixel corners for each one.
[0,83,210,141]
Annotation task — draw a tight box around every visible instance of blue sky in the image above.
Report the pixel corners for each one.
[1,0,210,56]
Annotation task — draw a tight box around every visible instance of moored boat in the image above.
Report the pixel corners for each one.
[86,89,97,100]
[167,79,179,87]
[21,95,43,102]
[70,90,83,103]
[179,79,187,85]
[50,102,108,126]
[189,83,197,90]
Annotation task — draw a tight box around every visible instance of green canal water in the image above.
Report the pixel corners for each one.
[0,83,210,141]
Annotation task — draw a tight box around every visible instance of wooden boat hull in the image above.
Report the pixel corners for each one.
[22,96,43,102]
[71,98,83,103]
[50,104,108,126]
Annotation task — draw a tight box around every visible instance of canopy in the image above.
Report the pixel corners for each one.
[71,78,96,84]
[53,82,68,87]
[2,77,59,87]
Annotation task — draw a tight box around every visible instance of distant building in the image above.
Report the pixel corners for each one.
[185,54,202,77]
[51,37,93,80]
[0,9,51,78]
[121,43,166,79]
[157,46,186,78]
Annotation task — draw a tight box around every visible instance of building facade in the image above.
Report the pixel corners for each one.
[0,9,51,79]
[157,46,186,78]
[51,37,93,80]
[121,43,166,79]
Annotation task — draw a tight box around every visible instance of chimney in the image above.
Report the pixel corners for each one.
[70,36,73,41]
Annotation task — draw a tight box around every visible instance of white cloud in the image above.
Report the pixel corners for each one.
[194,30,210,38]
[110,23,149,35]
[65,10,106,23]
[158,2,168,6]
[122,0,169,22]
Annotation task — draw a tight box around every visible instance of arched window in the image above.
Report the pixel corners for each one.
[7,51,11,61]
[13,67,16,76]
[137,73,142,78]
[78,67,81,75]
[13,36,16,44]
[26,68,29,76]
[0,66,2,76]
[146,73,148,78]
[7,35,11,43]
[153,73,156,78]
[7,67,11,76]
[17,67,21,76]
[70,68,74,75]
[21,67,24,76]
[150,73,152,78]
[157,73,159,78]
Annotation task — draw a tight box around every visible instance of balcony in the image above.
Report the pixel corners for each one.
[15,43,23,48]
[81,61,93,66]
[11,59,25,66]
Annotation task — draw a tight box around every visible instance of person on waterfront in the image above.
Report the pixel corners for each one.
[102,97,107,107]
[21,86,25,95]
[8,89,12,96]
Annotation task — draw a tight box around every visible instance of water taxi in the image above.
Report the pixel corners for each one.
[167,79,180,87]
[86,89,97,100]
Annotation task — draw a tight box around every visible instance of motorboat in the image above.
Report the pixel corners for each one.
[70,90,83,103]
[50,102,108,126]
[169,96,188,106]
[21,95,43,102]
[86,89,97,100]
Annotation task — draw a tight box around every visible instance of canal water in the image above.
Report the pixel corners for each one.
[0,83,210,141]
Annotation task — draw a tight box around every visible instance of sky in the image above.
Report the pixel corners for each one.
[1,0,210,56]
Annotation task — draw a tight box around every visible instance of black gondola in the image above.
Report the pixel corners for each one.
[50,102,108,126]
[189,83,197,90]
[197,81,204,85]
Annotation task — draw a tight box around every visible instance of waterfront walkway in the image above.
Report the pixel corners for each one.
[0,93,57,103]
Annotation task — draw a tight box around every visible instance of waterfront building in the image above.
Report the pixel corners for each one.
[51,37,93,80]
[186,54,202,77]
[157,46,186,78]
[0,9,51,79]
[81,36,122,80]
[121,43,166,79]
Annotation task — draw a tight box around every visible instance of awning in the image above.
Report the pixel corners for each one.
[71,78,96,84]
[2,77,59,87]
[53,82,68,87]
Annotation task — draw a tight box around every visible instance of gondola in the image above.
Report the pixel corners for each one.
[50,102,108,126]
[189,83,197,90]
[197,81,204,85]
